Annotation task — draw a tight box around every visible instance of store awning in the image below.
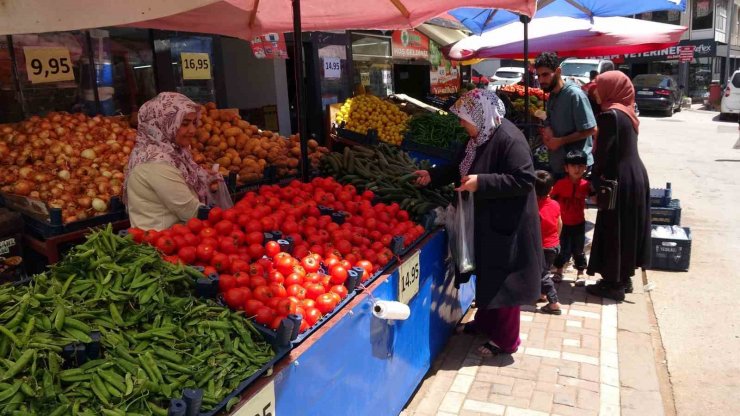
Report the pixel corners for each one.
[0,0,536,39]
[446,16,687,60]
[416,24,468,49]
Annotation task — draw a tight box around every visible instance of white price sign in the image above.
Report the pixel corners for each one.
[233,380,276,416]
[398,250,421,304]
[323,57,341,79]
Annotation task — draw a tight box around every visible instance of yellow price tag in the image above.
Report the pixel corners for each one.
[181,52,212,80]
[23,47,75,84]
[233,380,276,416]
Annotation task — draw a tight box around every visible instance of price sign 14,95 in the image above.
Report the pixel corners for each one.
[233,380,276,416]
[23,47,75,84]
[398,250,421,304]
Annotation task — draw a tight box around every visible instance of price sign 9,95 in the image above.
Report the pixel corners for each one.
[23,47,75,84]
[398,250,421,304]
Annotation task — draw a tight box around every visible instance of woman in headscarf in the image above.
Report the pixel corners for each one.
[124,92,218,230]
[586,71,651,301]
[415,89,543,356]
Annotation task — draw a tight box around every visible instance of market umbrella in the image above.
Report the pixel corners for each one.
[446,16,688,60]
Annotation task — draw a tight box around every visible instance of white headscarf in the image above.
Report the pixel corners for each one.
[449,89,506,177]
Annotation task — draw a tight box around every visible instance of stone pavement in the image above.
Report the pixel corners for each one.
[401,269,665,416]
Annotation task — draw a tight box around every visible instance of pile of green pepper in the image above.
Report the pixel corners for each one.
[406,112,468,149]
[0,225,274,415]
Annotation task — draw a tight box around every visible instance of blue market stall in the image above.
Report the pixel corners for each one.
[229,229,475,416]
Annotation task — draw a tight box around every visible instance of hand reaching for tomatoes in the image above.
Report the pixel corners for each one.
[414,170,431,186]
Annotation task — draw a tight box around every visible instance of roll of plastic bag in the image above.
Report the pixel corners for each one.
[372,300,411,320]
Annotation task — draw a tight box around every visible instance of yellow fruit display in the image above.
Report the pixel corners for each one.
[335,95,409,145]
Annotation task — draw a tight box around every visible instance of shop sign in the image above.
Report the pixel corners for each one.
[23,47,74,84]
[323,56,341,79]
[398,250,421,305]
[251,33,288,59]
[233,379,275,416]
[679,46,696,63]
[392,29,429,60]
[622,40,716,63]
[181,53,211,80]
[429,40,461,95]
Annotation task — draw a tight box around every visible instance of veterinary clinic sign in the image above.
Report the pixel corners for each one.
[623,40,715,63]
[392,29,429,60]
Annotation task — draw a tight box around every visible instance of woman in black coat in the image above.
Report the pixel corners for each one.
[415,90,543,356]
[586,71,651,301]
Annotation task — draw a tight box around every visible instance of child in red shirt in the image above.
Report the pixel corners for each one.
[550,150,593,285]
[535,170,562,314]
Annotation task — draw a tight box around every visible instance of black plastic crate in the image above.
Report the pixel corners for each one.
[651,199,681,226]
[650,182,672,207]
[401,136,462,161]
[335,125,379,146]
[648,226,691,271]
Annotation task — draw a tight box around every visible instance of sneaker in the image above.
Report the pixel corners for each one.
[586,282,625,302]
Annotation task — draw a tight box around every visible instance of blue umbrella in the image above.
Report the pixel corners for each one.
[451,0,686,35]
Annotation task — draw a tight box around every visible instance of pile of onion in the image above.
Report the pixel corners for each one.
[0,112,136,224]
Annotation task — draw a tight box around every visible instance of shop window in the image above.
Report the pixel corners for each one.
[0,38,24,123]
[153,31,216,104]
[637,10,681,25]
[692,0,714,30]
[351,33,393,97]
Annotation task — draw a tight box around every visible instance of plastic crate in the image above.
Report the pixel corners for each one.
[401,136,462,161]
[650,182,672,207]
[648,226,691,271]
[335,125,379,146]
[650,199,681,226]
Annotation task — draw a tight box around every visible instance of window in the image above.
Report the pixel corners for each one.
[0,38,24,122]
[732,72,740,88]
[101,28,157,115]
[351,33,393,97]
[495,70,523,79]
[692,0,714,30]
[636,10,681,25]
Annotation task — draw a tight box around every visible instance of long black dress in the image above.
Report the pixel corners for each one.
[430,119,543,309]
[587,110,651,285]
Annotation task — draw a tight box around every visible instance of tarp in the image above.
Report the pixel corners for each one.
[451,0,686,34]
[446,16,687,60]
[0,0,535,39]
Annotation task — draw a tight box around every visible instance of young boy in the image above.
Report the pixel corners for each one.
[550,150,592,286]
[535,170,562,315]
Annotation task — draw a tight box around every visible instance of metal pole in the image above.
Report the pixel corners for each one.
[292,0,310,181]
[725,0,735,85]
[6,35,28,119]
[520,15,531,139]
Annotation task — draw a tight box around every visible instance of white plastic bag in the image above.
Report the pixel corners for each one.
[207,180,234,209]
[447,191,475,273]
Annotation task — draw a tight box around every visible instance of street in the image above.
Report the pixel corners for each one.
[639,108,740,416]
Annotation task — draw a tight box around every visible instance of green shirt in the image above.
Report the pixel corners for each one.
[545,82,596,173]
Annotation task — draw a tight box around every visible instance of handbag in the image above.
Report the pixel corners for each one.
[596,110,620,211]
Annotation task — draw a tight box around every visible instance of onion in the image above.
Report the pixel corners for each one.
[92,198,107,212]
[77,196,92,208]
[13,180,32,196]
[19,166,34,178]
[81,148,96,160]
[29,191,40,199]
[110,185,122,195]
[58,170,70,180]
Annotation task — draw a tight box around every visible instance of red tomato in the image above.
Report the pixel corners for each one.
[339,260,352,270]
[304,307,322,326]
[219,238,237,255]
[277,298,299,316]
[170,224,188,236]
[293,245,309,260]
[231,259,251,274]
[128,228,145,243]
[261,217,276,231]
[330,285,349,299]
[287,284,307,300]
[304,273,322,285]
[182,233,199,248]
[208,207,223,223]
[275,256,295,277]
[377,253,390,266]
[143,230,160,245]
[324,257,340,269]
[299,319,310,332]
[247,243,265,260]
[268,270,285,285]
[285,273,304,286]
[252,286,274,303]
[329,265,348,285]
[267,297,282,309]
[234,272,250,288]
[300,299,316,309]
[265,241,281,258]
[356,260,373,276]
[199,227,217,239]
[244,299,264,316]
[177,246,197,264]
[269,283,287,298]
[255,307,275,325]
[315,293,337,315]
[224,287,249,310]
[305,283,326,300]
[327,291,341,305]
[256,258,273,274]
[270,316,286,330]
[203,265,217,276]
[300,256,320,273]
[196,244,214,262]
[397,210,409,221]
[249,276,268,289]
[211,253,230,273]
[214,220,234,235]
[187,218,204,234]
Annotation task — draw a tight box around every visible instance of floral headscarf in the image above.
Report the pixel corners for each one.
[450,89,506,177]
[123,92,210,204]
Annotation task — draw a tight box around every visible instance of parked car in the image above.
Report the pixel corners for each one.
[720,70,740,120]
[489,67,526,87]
[632,74,682,117]
[559,58,615,85]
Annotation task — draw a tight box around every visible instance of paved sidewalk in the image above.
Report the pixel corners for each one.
[401,271,664,416]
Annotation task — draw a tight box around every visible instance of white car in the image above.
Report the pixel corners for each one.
[720,70,740,120]
[559,58,615,85]
[489,67,525,87]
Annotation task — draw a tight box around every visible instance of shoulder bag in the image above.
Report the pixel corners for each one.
[596,110,619,211]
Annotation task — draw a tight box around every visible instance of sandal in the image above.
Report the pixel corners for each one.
[551,272,563,283]
[455,322,477,335]
[476,341,504,357]
[539,304,562,315]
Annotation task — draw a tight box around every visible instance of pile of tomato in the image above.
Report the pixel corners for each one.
[128,177,427,332]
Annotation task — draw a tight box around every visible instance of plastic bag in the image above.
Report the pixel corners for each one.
[207,179,234,209]
[446,191,475,273]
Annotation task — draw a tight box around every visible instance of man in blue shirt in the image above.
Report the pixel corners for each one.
[535,52,596,178]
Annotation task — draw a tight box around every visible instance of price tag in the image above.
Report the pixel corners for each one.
[23,47,75,84]
[181,52,212,80]
[323,57,341,79]
[398,250,421,304]
[233,380,276,416]
[360,72,370,86]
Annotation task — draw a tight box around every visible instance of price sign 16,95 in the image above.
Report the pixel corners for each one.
[398,250,421,304]
[181,52,212,80]
[23,47,75,84]
[233,380,276,416]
